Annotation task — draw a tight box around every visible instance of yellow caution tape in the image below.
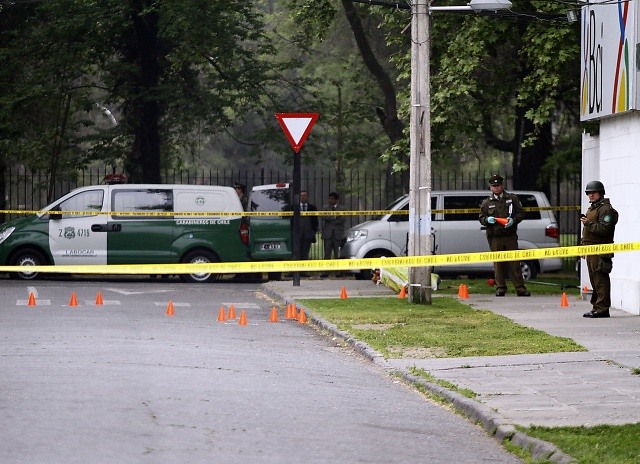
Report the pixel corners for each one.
[0,205,581,217]
[0,242,636,275]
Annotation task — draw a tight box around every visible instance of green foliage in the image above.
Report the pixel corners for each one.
[521,423,640,464]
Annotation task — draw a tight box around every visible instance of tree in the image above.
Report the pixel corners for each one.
[0,0,277,184]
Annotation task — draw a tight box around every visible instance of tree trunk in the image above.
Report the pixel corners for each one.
[125,0,162,184]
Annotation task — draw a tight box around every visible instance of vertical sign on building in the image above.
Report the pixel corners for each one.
[580,0,638,121]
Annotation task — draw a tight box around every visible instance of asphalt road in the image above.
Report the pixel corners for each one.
[0,277,521,464]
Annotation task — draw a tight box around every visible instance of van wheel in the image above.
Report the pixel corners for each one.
[520,260,538,281]
[179,250,220,283]
[9,248,47,280]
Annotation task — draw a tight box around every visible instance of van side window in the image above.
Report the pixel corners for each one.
[391,197,436,222]
[112,189,173,219]
[443,196,485,221]
[57,190,104,218]
[517,194,542,220]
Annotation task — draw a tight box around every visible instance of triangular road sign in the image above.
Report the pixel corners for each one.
[275,113,319,153]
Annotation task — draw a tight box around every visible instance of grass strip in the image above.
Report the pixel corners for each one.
[298,296,585,358]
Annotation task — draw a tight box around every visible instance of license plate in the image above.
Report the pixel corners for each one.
[260,243,281,250]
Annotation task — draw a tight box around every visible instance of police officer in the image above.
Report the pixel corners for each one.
[479,174,530,297]
[581,180,618,318]
[234,183,248,211]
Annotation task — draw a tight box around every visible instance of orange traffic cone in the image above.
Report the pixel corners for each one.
[239,310,247,326]
[269,306,279,323]
[291,304,299,319]
[560,292,569,307]
[494,217,509,226]
[217,306,227,322]
[398,286,407,299]
[459,284,469,299]
[227,304,236,320]
[95,291,103,305]
[69,292,79,307]
[28,292,37,306]
[340,286,348,299]
[166,300,175,316]
[298,308,308,324]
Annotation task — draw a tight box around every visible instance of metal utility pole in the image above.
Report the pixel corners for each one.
[408,0,432,304]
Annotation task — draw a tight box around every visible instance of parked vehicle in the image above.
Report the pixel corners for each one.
[340,190,563,280]
[0,184,249,282]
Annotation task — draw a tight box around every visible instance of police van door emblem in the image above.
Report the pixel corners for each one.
[195,196,205,206]
[64,227,76,239]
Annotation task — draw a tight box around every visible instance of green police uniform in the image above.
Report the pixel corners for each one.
[479,190,528,295]
[582,197,618,315]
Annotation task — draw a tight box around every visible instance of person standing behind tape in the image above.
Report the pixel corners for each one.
[299,190,319,261]
[320,192,346,278]
[580,181,618,318]
[479,174,530,297]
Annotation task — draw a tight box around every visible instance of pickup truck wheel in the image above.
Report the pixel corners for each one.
[180,250,220,283]
[9,248,47,280]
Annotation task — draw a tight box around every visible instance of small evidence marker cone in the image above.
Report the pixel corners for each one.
[238,310,248,326]
[494,217,509,226]
[69,292,79,307]
[340,286,348,299]
[560,292,569,307]
[227,304,236,320]
[28,292,37,306]
[398,286,407,299]
[269,306,279,323]
[217,306,227,322]
[95,291,104,306]
[165,300,175,316]
[297,309,308,324]
[461,284,469,299]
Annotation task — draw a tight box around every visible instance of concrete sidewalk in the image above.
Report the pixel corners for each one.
[261,278,640,462]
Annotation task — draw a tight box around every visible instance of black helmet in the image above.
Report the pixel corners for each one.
[585,180,605,195]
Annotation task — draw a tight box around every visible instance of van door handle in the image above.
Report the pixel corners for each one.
[110,224,122,232]
[91,224,107,232]
[91,224,121,232]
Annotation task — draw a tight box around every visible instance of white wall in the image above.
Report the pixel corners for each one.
[587,112,640,315]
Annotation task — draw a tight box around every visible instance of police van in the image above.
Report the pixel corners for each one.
[0,184,252,282]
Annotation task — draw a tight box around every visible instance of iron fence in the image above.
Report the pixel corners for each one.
[0,166,582,270]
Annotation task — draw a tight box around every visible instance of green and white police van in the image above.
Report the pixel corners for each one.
[0,184,266,282]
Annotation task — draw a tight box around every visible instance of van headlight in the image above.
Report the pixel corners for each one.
[0,227,15,245]
[346,229,368,242]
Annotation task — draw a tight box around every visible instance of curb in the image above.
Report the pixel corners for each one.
[261,285,577,464]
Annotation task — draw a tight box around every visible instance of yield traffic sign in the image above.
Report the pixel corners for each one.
[275,113,319,153]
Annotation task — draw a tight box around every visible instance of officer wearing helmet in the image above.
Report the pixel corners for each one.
[479,174,530,297]
[581,180,618,318]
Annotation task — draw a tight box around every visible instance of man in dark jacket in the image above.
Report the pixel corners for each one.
[581,180,618,318]
[479,174,530,297]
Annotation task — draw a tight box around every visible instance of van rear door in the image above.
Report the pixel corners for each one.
[248,184,292,260]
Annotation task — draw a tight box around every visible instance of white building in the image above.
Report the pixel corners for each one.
[581,0,640,314]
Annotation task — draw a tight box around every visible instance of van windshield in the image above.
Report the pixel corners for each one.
[373,195,407,220]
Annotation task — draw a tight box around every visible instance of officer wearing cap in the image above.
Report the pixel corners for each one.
[234,183,248,211]
[580,180,618,318]
[479,174,530,297]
